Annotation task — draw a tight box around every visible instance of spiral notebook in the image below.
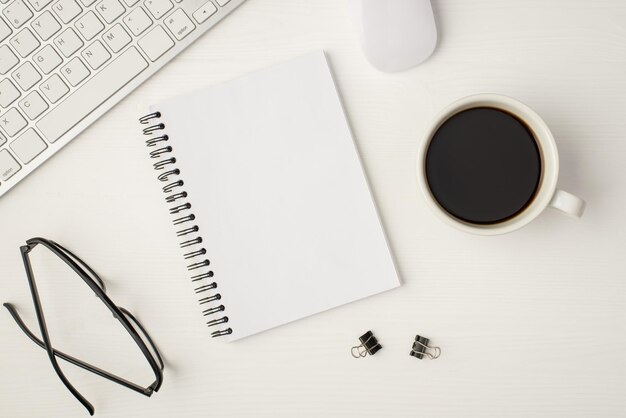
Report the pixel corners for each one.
[140,51,400,341]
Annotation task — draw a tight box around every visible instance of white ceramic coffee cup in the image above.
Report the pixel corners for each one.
[416,94,585,235]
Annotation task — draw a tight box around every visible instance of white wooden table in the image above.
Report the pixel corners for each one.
[1,1,626,417]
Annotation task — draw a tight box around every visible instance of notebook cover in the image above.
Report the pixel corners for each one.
[150,51,401,341]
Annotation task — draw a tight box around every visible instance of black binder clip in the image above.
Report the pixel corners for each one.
[351,331,382,358]
[409,335,441,360]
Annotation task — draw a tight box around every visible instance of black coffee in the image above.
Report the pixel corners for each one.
[425,107,542,224]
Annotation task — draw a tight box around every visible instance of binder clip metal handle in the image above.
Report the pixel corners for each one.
[409,335,441,360]
[351,330,382,358]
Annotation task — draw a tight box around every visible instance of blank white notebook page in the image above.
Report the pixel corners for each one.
[152,51,400,341]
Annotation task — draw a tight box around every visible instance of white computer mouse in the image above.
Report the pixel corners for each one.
[349,0,438,72]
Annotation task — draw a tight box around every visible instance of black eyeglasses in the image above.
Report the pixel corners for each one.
[3,237,164,415]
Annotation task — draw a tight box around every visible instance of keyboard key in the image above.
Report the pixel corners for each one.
[40,73,69,103]
[192,1,216,24]
[216,0,229,5]
[37,47,148,142]
[33,45,63,74]
[0,45,20,74]
[144,0,172,20]
[102,23,131,53]
[60,57,89,86]
[0,79,21,107]
[10,128,47,163]
[81,40,110,69]
[18,90,48,119]
[25,0,52,11]
[123,7,151,36]
[31,11,61,40]
[164,8,194,40]
[95,0,125,24]
[54,28,83,57]
[75,11,104,40]
[0,149,21,180]
[0,17,12,42]
[10,27,40,57]
[1,108,27,136]
[52,0,82,24]
[12,61,41,90]
[138,25,173,61]
[3,0,34,28]
[0,132,6,146]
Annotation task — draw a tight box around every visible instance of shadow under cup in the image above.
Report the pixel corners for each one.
[424,106,543,225]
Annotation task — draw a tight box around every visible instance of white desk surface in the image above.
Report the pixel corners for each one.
[2,1,626,417]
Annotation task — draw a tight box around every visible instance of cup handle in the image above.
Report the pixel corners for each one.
[549,189,586,218]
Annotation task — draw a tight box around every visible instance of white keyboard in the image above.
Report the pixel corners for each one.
[0,0,246,197]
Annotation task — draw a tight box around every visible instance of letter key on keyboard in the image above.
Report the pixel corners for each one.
[33,45,63,74]
[95,0,125,23]
[52,0,82,24]
[19,91,49,119]
[12,61,42,90]
[2,108,27,136]
[40,73,69,102]
[102,23,131,52]
[54,27,83,57]
[75,11,104,40]
[10,27,40,57]
[31,11,61,40]
[81,40,110,69]
[60,57,90,86]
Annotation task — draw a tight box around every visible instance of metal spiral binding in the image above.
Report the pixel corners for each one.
[154,158,176,170]
[165,192,188,203]
[146,134,169,147]
[163,180,184,193]
[149,146,172,158]
[140,112,232,338]
[157,169,180,182]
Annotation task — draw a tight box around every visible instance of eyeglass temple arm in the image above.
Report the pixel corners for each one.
[118,307,165,391]
[45,240,107,293]
[19,245,96,416]
[3,303,155,396]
